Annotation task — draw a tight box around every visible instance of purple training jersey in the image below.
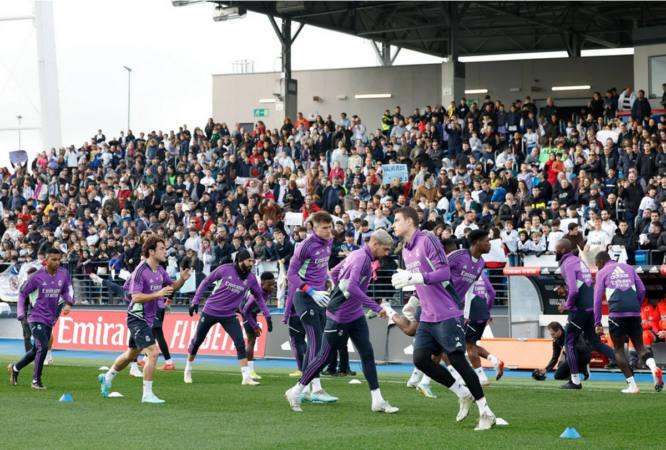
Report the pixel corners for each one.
[284,233,332,323]
[558,252,594,312]
[192,263,263,317]
[18,267,73,327]
[447,249,486,299]
[241,286,272,329]
[593,260,645,327]
[465,272,495,323]
[328,244,382,323]
[401,230,462,322]
[125,260,174,327]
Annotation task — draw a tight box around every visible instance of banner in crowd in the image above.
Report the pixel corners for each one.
[382,164,408,184]
[52,310,267,356]
[9,150,28,165]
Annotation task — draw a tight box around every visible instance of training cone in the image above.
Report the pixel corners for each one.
[59,394,73,402]
[560,428,581,439]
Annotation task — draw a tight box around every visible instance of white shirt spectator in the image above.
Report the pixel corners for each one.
[501,229,519,252]
[587,229,610,250]
[436,196,450,214]
[201,176,215,187]
[601,220,617,238]
[454,221,479,239]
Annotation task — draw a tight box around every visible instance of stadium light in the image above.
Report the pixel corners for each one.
[213,5,247,21]
[465,89,488,94]
[355,94,392,99]
[551,85,591,91]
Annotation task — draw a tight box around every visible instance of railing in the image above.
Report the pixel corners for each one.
[6,255,519,311]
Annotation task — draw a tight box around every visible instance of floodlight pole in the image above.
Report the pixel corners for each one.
[124,66,132,130]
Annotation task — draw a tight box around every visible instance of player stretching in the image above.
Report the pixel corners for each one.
[391,207,496,431]
[9,249,73,389]
[241,272,275,379]
[286,230,398,413]
[554,239,615,390]
[185,249,263,386]
[594,251,663,393]
[98,237,191,403]
[441,238,504,385]
[284,211,336,404]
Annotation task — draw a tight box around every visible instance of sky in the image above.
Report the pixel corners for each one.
[0,0,443,168]
[0,0,633,169]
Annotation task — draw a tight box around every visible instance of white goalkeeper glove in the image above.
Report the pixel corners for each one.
[402,295,421,322]
[391,269,425,289]
[380,302,397,319]
[307,287,330,308]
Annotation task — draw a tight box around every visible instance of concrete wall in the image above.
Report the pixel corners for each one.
[212,56,633,130]
[634,43,666,110]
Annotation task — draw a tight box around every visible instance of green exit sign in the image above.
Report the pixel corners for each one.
[254,108,269,117]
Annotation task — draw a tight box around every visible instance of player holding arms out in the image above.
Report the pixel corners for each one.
[9,249,73,389]
[594,251,663,393]
[391,207,496,431]
[185,249,263,386]
[98,237,191,403]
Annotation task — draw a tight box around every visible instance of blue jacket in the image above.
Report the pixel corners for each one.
[109,256,122,271]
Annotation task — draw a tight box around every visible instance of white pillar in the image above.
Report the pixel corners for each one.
[34,1,62,152]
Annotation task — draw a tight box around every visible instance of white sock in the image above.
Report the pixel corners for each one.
[248,361,254,372]
[487,354,499,365]
[12,365,19,373]
[645,358,657,371]
[241,366,251,379]
[571,374,581,385]
[293,382,306,395]
[131,362,138,371]
[311,378,322,392]
[476,397,493,416]
[409,368,422,384]
[420,375,432,386]
[626,376,636,387]
[302,382,311,394]
[46,350,52,360]
[165,359,173,365]
[475,367,489,383]
[370,388,384,403]
[105,368,119,383]
[185,360,193,371]
[449,380,471,399]
[447,365,462,382]
[143,380,153,397]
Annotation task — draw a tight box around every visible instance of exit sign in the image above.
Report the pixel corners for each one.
[254,108,269,117]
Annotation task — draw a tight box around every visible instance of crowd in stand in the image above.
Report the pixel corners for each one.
[2,83,666,304]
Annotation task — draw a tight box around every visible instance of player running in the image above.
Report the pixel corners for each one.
[441,238,504,385]
[554,239,615,390]
[98,236,191,403]
[285,211,336,404]
[391,207,496,431]
[184,249,263,386]
[9,249,73,390]
[594,251,663,393]
[285,230,398,413]
[241,272,275,380]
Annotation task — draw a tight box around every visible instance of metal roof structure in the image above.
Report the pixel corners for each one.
[231,1,666,60]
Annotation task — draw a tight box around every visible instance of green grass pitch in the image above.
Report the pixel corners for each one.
[0,355,663,449]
